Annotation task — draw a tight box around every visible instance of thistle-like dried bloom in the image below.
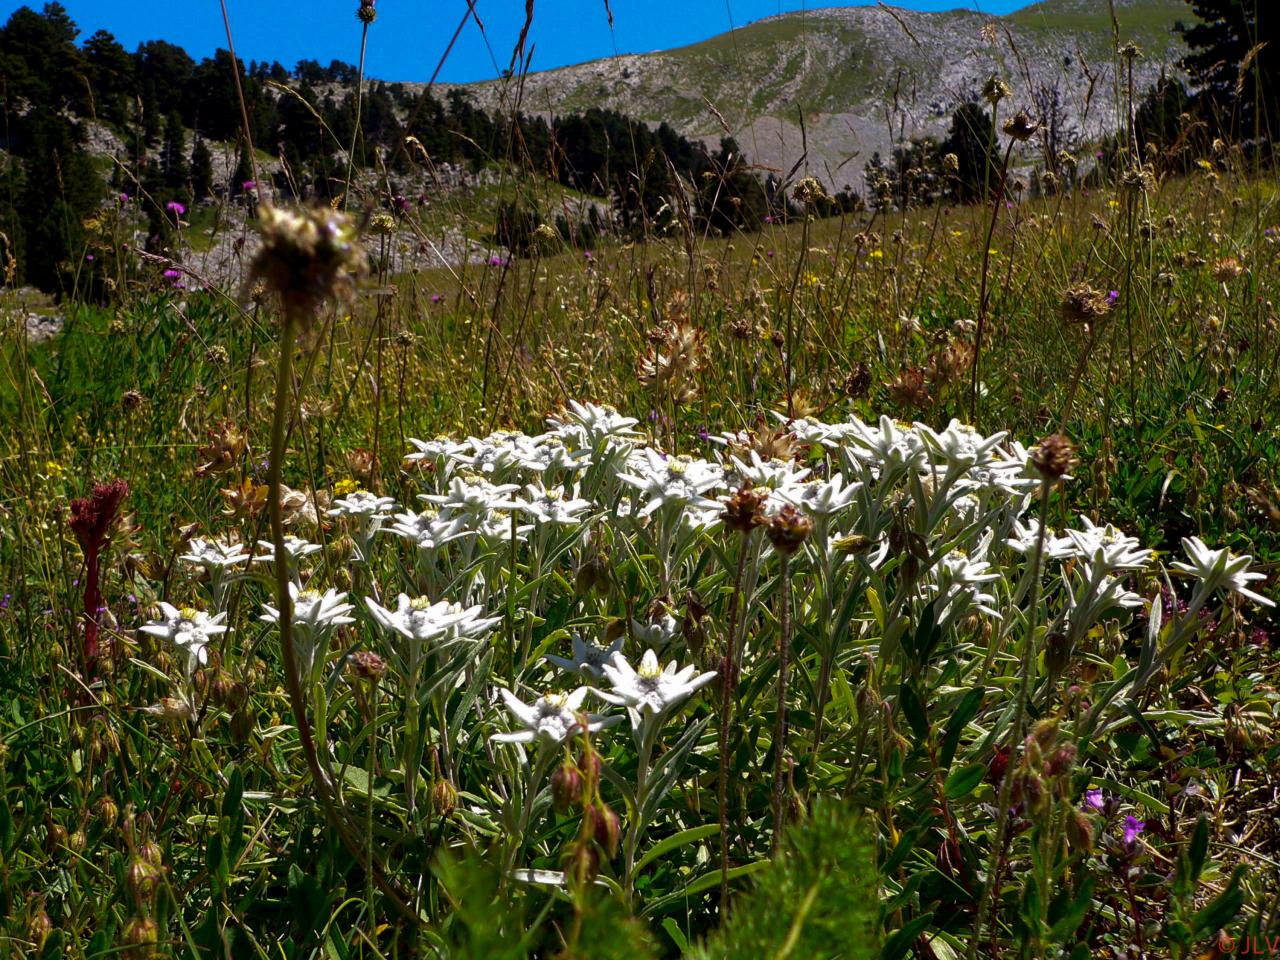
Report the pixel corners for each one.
[1002,110,1040,142]
[1060,284,1113,329]
[195,421,247,477]
[983,75,1012,105]
[793,176,828,207]
[1211,256,1244,282]
[248,203,368,328]
[637,320,706,404]
[766,504,813,556]
[1030,433,1078,481]
[721,482,768,535]
[357,0,377,23]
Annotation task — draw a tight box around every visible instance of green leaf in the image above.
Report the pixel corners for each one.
[1191,866,1244,936]
[661,918,689,952]
[1048,876,1094,940]
[939,687,984,771]
[943,763,986,800]
[898,682,929,745]
[882,912,933,960]
[635,823,720,874]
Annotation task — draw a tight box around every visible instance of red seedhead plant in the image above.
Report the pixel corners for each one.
[68,479,129,675]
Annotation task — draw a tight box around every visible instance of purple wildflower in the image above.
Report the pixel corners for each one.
[85,253,95,261]
[1084,788,1105,811]
[166,201,186,216]
[488,255,506,267]
[392,195,410,213]
[163,269,181,279]
[242,180,257,192]
[431,293,443,304]
[1122,816,1145,846]
[118,192,130,205]
[1107,290,1120,305]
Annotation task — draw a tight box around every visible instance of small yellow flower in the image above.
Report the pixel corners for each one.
[334,478,361,496]
[45,460,64,479]
[869,249,883,260]
[1107,199,1119,209]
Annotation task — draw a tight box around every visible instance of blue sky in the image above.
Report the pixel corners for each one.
[4,0,1032,83]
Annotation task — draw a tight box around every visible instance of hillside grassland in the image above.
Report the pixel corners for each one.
[1,148,1279,957]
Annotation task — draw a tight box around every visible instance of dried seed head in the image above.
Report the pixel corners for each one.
[793,176,828,207]
[348,649,387,681]
[357,0,377,23]
[1060,283,1112,328]
[1211,256,1244,282]
[430,779,458,817]
[1002,110,1040,142]
[766,504,813,556]
[721,482,768,535]
[248,203,368,329]
[983,75,1012,105]
[942,152,960,174]
[1030,433,1078,481]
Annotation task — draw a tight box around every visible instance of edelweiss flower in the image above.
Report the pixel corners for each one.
[491,687,616,744]
[261,583,355,638]
[1171,537,1274,607]
[916,419,1007,472]
[365,594,498,643]
[547,400,640,449]
[421,476,521,518]
[778,472,859,516]
[328,490,397,519]
[1063,517,1152,573]
[598,649,717,724]
[385,509,469,550]
[404,435,470,467]
[728,450,811,498]
[545,634,626,679]
[253,535,322,564]
[847,416,927,471]
[515,484,592,526]
[140,602,228,669]
[616,449,722,517]
[179,537,250,572]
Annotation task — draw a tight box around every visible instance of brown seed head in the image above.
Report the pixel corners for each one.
[1030,433,1078,481]
[1002,110,1040,142]
[721,483,768,535]
[766,504,813,556]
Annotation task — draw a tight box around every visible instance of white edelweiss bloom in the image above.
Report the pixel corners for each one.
[1068,563,1144,621]
[616,449,723,517]
[490,687,616,744]
[421,476,521,518]
[385,509,470,550]
[139,602,228,669]
[253,535,322,564]
[778,472,859,516]
[515,484,592,526]
[545,634,625,679]
[547,400,640,449]
[452,432,526,477]
[598,649,718,724]
[1171,537,1274,607]
[847,415,927,470]
[1005,518,1076,560]
[926,549,1002,618]
[728,450,811,498]
[770,413,840,448]
[630,611,681,647]
[1063,517,1152,573]
[179,537,250,571]
[261,583,355,637]
[365,593,499,643]
[917,419,1007,472]
[404,435,471,468]
[328,490,397,519]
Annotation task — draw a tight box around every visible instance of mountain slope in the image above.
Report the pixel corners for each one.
[431,0,1186,186]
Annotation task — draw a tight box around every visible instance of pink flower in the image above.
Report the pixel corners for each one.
[242,180,257,191]
[163,269,181,279]
[167,201,186,216]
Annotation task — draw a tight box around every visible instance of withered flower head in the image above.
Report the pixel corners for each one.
[1002,110,1040,142]
[1030,433,1078,481]
[357,0,377,23]
[721,483,768,535]
[766,504,813,556]
[793,177,829,207]
[983,75,1012,105]
[1060,284,1113,329]
[195,421,247,477]
[248,203,368,328]
[1211,257,1244,282]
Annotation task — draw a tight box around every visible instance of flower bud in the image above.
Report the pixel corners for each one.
[123,916,159,959]
[591,803,621,858]
[431,779,458,817]
[552,762,584,814]
[1066,809,1095,853]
